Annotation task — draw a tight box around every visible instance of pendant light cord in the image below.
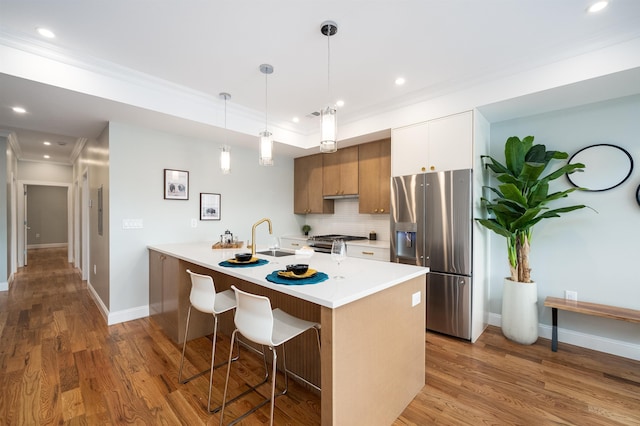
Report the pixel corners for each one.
[327,30,331,106]
[265,70,268,130]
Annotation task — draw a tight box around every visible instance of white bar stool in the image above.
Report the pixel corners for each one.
[179,269,238,412]
[219,285,321,426]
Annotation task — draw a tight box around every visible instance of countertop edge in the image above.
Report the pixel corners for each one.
[148,243,426,309]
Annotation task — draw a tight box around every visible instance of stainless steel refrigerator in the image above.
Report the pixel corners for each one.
[390,169,472,340]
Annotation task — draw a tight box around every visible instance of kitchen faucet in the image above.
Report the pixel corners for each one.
[249,218,272,256]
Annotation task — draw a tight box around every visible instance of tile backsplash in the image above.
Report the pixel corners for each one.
[301,198,390,241]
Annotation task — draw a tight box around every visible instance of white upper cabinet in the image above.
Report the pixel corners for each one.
[391,111,473,176]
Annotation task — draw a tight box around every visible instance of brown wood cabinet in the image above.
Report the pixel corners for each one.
[358,138,391,214]
[322,145,359,197]
[294,154,334,214]
[148,249,213,344]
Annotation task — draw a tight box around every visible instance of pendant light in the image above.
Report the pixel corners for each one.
[219,92,231,174]
[320,20,338,153]
[259,64,274,166]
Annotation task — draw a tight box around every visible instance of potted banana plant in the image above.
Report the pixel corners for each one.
[477,135,588,344]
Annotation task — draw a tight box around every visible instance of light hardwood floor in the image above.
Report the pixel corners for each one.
[1,248,638,425]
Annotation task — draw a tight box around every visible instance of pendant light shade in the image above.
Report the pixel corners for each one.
[320,106,337,152]
[259,130,273,166]
[219,92,231,174]
[320,20,338,153]
[220,145,231,174]
[259,64,274,166]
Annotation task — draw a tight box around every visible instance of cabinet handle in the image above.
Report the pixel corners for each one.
[421,167,426,172]
[362,251,374,256]
[430,165,435,171]
[291,243,300,247]
[374,208,378,213]
[379,208,385,213]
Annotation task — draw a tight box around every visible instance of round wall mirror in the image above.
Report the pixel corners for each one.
[567,144,633,191]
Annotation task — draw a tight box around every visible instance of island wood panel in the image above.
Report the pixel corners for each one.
[179,260,322,390]
[149,250,214,344]
[320,275,425,426]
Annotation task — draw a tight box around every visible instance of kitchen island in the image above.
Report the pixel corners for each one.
[148,242,427,426]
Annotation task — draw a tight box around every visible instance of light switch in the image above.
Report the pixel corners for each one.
[122,219,143,229]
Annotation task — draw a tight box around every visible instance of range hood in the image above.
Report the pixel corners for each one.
[323,194,359,200]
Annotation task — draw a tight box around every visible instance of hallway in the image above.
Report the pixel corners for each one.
[0,248,319,424]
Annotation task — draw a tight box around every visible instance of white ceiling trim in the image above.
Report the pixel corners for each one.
[0,33,315,148]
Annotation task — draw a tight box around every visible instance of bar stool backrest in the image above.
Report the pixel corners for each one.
[232,285,274,346]
[188,270,217,314]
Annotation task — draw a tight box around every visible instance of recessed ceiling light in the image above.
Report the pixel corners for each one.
[43,155,50,159]
[292,117,300,123]
[395,77,406,86]
[43,141,51,146]
[36,27,55,38]
[336,100,345,108]
[12,106,26,114]
[587,1,609,13]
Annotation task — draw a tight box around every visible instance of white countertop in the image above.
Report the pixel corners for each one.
[148,242,426,309]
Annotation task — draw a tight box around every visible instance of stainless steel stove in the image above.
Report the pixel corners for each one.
[307,234,368,253]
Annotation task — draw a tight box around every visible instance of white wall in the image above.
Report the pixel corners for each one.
[488,95,640,356]
[106,122,299,320]
[301,199,390,241]
[18,161,73,183]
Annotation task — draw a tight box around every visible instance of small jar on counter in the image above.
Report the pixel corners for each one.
[369,231,377,240]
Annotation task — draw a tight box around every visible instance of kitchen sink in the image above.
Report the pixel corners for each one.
[256,250,295,257]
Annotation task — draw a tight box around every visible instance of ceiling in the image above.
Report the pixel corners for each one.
[1,1,640,165]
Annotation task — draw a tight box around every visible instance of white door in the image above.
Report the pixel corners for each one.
[10,173,18,275]
[23,185,29,266]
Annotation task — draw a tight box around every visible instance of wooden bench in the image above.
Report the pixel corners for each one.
[543,296,640,352]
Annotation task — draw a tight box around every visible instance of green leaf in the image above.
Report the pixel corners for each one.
[476,134,591,281]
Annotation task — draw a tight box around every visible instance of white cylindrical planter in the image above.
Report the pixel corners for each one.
[501,278,539,344]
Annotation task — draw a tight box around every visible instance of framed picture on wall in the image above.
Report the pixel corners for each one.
[164,169,189,200]
[200,193,221,220]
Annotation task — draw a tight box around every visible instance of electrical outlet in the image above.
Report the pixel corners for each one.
[412,291,421,307]
[565,290,578,301]
[191,218,197,228]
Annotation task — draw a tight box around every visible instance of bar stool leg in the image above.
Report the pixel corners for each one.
[268,347,278,426]
[178,305,193,383]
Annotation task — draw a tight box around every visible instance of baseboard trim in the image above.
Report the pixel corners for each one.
[86,281,109,324]
[0,281,7,291]
[488,313,640,361]
[27,243,68,249]
[86,281,149,326]
[108,306,149,326]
